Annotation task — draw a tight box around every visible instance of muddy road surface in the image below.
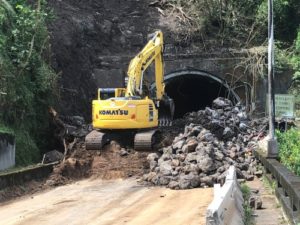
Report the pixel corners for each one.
[0,178,212,225]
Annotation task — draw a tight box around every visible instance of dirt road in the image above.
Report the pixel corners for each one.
[0,178,212,225]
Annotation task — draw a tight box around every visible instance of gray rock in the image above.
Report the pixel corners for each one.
[237,157,245,163]
[185,138,198,152]
[189,126,202,137]
[215,151,224,161]
[246,174,254,181]
[254,170,263,177]
[177,154,186,162]
[171,159,180,167]
[163,146,173,155]
[232,107,240,114]
[168,181,179,189]
[172,140,185,150]
[238,162,249,171]
[147,153,159,162]
[185,152,198,163]
[199,132,215,142]
[212,97,232,109]
[229,151,237,159]
[151,176,160,185]
[159,161,173,176]
[197,155,214,173]
[149,160,158,171]
[242,171,254,181]
[223,127,235,139]
[183,164,200,174]
[189,174,200,188]
[179,176,191,189]
[195,144,207,156]
[120,148,129,156]
[171,170,179,176]
[225,156,235,165]
[249,196,262,209]
[239,122,248,131]
[214,160,223,170]
[200,176,213,186]
[43,150,64,163]
[255,197,263,209]
[173,134,185,142]
[217,165,226,174]
[159,176,171,185]
[204,146,214,156]
[158,153,172,165]
[144,172,156,182]
[211,110,219,119]
[237,112,247,121]
[236,168,245,179]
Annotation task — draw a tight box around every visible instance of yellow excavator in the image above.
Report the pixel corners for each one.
[85,30,174,150]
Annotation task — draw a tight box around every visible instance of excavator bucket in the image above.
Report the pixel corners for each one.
[158,96,175,127]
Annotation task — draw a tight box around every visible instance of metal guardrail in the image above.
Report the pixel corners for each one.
[0,162,59,190]
[255,151,300,224]
[206,166,244,225]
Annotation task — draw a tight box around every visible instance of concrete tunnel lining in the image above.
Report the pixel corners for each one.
[150,70,240,118]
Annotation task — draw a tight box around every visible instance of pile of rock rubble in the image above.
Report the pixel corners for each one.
[143,97,266,189]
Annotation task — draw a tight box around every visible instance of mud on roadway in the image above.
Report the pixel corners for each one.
[0,123,183,202]
[0,178,212,225]
[0,129,213,225]
[0,140,154,203]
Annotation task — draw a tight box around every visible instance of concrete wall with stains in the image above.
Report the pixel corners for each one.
[0,133,15,171]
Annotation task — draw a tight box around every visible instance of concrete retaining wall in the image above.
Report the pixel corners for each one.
[206,166,244,225]
[0,162,58,190]
[0,133,15,171]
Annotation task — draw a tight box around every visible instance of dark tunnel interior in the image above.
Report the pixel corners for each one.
[164,74,234,118]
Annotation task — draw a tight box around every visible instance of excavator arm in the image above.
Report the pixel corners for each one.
[125,31,165,101]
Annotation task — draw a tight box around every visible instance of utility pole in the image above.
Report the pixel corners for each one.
[267,0,278,158]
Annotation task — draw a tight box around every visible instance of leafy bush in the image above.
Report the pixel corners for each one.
[166,0,300,46]
[288,30,300,114]
[0,0,57,165]
[15,130,40,165]
[276,129,300,176]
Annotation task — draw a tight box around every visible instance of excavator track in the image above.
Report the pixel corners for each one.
[86,129,161,151]
[85,130,111,150]
[134,129,160,151]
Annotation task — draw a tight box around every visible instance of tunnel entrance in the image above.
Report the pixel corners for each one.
[151,70,240,118]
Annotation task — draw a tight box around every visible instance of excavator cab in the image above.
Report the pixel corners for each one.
[98,88,126,100]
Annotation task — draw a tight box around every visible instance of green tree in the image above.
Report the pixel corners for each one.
[0,0,57,165]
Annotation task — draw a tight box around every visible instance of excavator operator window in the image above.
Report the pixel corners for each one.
[99,88,116,100]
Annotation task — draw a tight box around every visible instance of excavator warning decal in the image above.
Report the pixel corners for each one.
[149,104,154,121]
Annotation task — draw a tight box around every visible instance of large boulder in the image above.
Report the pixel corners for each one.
[159,160,173,176]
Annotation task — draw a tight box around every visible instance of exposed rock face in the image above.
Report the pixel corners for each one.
[143,98,267,189]
[48,0,168,118]
[47,0,293,121]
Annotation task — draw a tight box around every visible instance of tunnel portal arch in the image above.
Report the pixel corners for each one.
[151,69,240,118]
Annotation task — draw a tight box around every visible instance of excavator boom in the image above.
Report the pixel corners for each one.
[126,31,165,101]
